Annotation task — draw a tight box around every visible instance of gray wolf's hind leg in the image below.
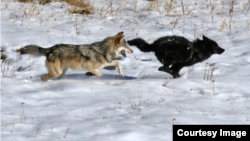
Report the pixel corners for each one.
[41,59,62,82]
[58,66,69,79]
[85,69,102,77]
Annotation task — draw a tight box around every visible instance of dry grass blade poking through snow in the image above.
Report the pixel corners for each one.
[39,0,52,5]
[17,0,93,14]
[17,0,33,2]
[17,0,52,4]
[63,0,93,15]
[1,59,15,78]
[1,46,7,62]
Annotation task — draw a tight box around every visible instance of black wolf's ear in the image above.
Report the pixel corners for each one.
[203,35,210,40]
[114,36,124,45]
[115,31,124,37]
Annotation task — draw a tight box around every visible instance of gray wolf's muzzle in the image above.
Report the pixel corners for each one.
[121,46,133,57]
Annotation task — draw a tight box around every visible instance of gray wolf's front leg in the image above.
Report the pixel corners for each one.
[105,54,113,63]
[102,61,124,77]
[103,57,121,70]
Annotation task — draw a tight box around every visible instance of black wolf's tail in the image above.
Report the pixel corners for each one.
[16,45,49,57]
[127,38,155,52]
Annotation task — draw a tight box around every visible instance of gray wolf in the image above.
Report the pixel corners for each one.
[127,35,224,78]
[17,32,133,81]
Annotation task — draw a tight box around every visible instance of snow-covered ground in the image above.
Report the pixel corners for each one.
[1,0,250,140]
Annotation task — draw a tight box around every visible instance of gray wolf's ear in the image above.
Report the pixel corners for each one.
[114,36,124,45]
[115,31,124,37]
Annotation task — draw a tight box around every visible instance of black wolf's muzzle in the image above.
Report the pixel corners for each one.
[217,47,225,54]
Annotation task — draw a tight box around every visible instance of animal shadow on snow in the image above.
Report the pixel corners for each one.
[36,73,137,81]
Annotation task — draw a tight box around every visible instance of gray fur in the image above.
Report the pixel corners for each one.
[20,36,125,63]
[17,32,133,81]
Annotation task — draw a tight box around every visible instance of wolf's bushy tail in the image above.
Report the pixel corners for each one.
[127,38,155,52]
[16,45,49,57]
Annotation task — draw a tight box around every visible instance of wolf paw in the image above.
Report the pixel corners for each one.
[158,66,164,71]
[85,72,97,77]
[41,76,48,82]
[173,73,180,78]
[118,69,124,77]
[119,73,124,77]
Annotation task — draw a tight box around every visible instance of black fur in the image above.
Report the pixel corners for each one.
[128,35,225,78]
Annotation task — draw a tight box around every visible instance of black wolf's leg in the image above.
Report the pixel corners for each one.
[158,66,180,78]
[85,72,97,77]
[170,64,184,74]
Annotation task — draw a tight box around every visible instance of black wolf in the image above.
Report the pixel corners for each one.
[127,35,225,78]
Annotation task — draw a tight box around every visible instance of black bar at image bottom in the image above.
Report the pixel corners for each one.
[173,125,250,140]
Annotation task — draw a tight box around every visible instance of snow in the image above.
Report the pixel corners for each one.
[1,0,250,140]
